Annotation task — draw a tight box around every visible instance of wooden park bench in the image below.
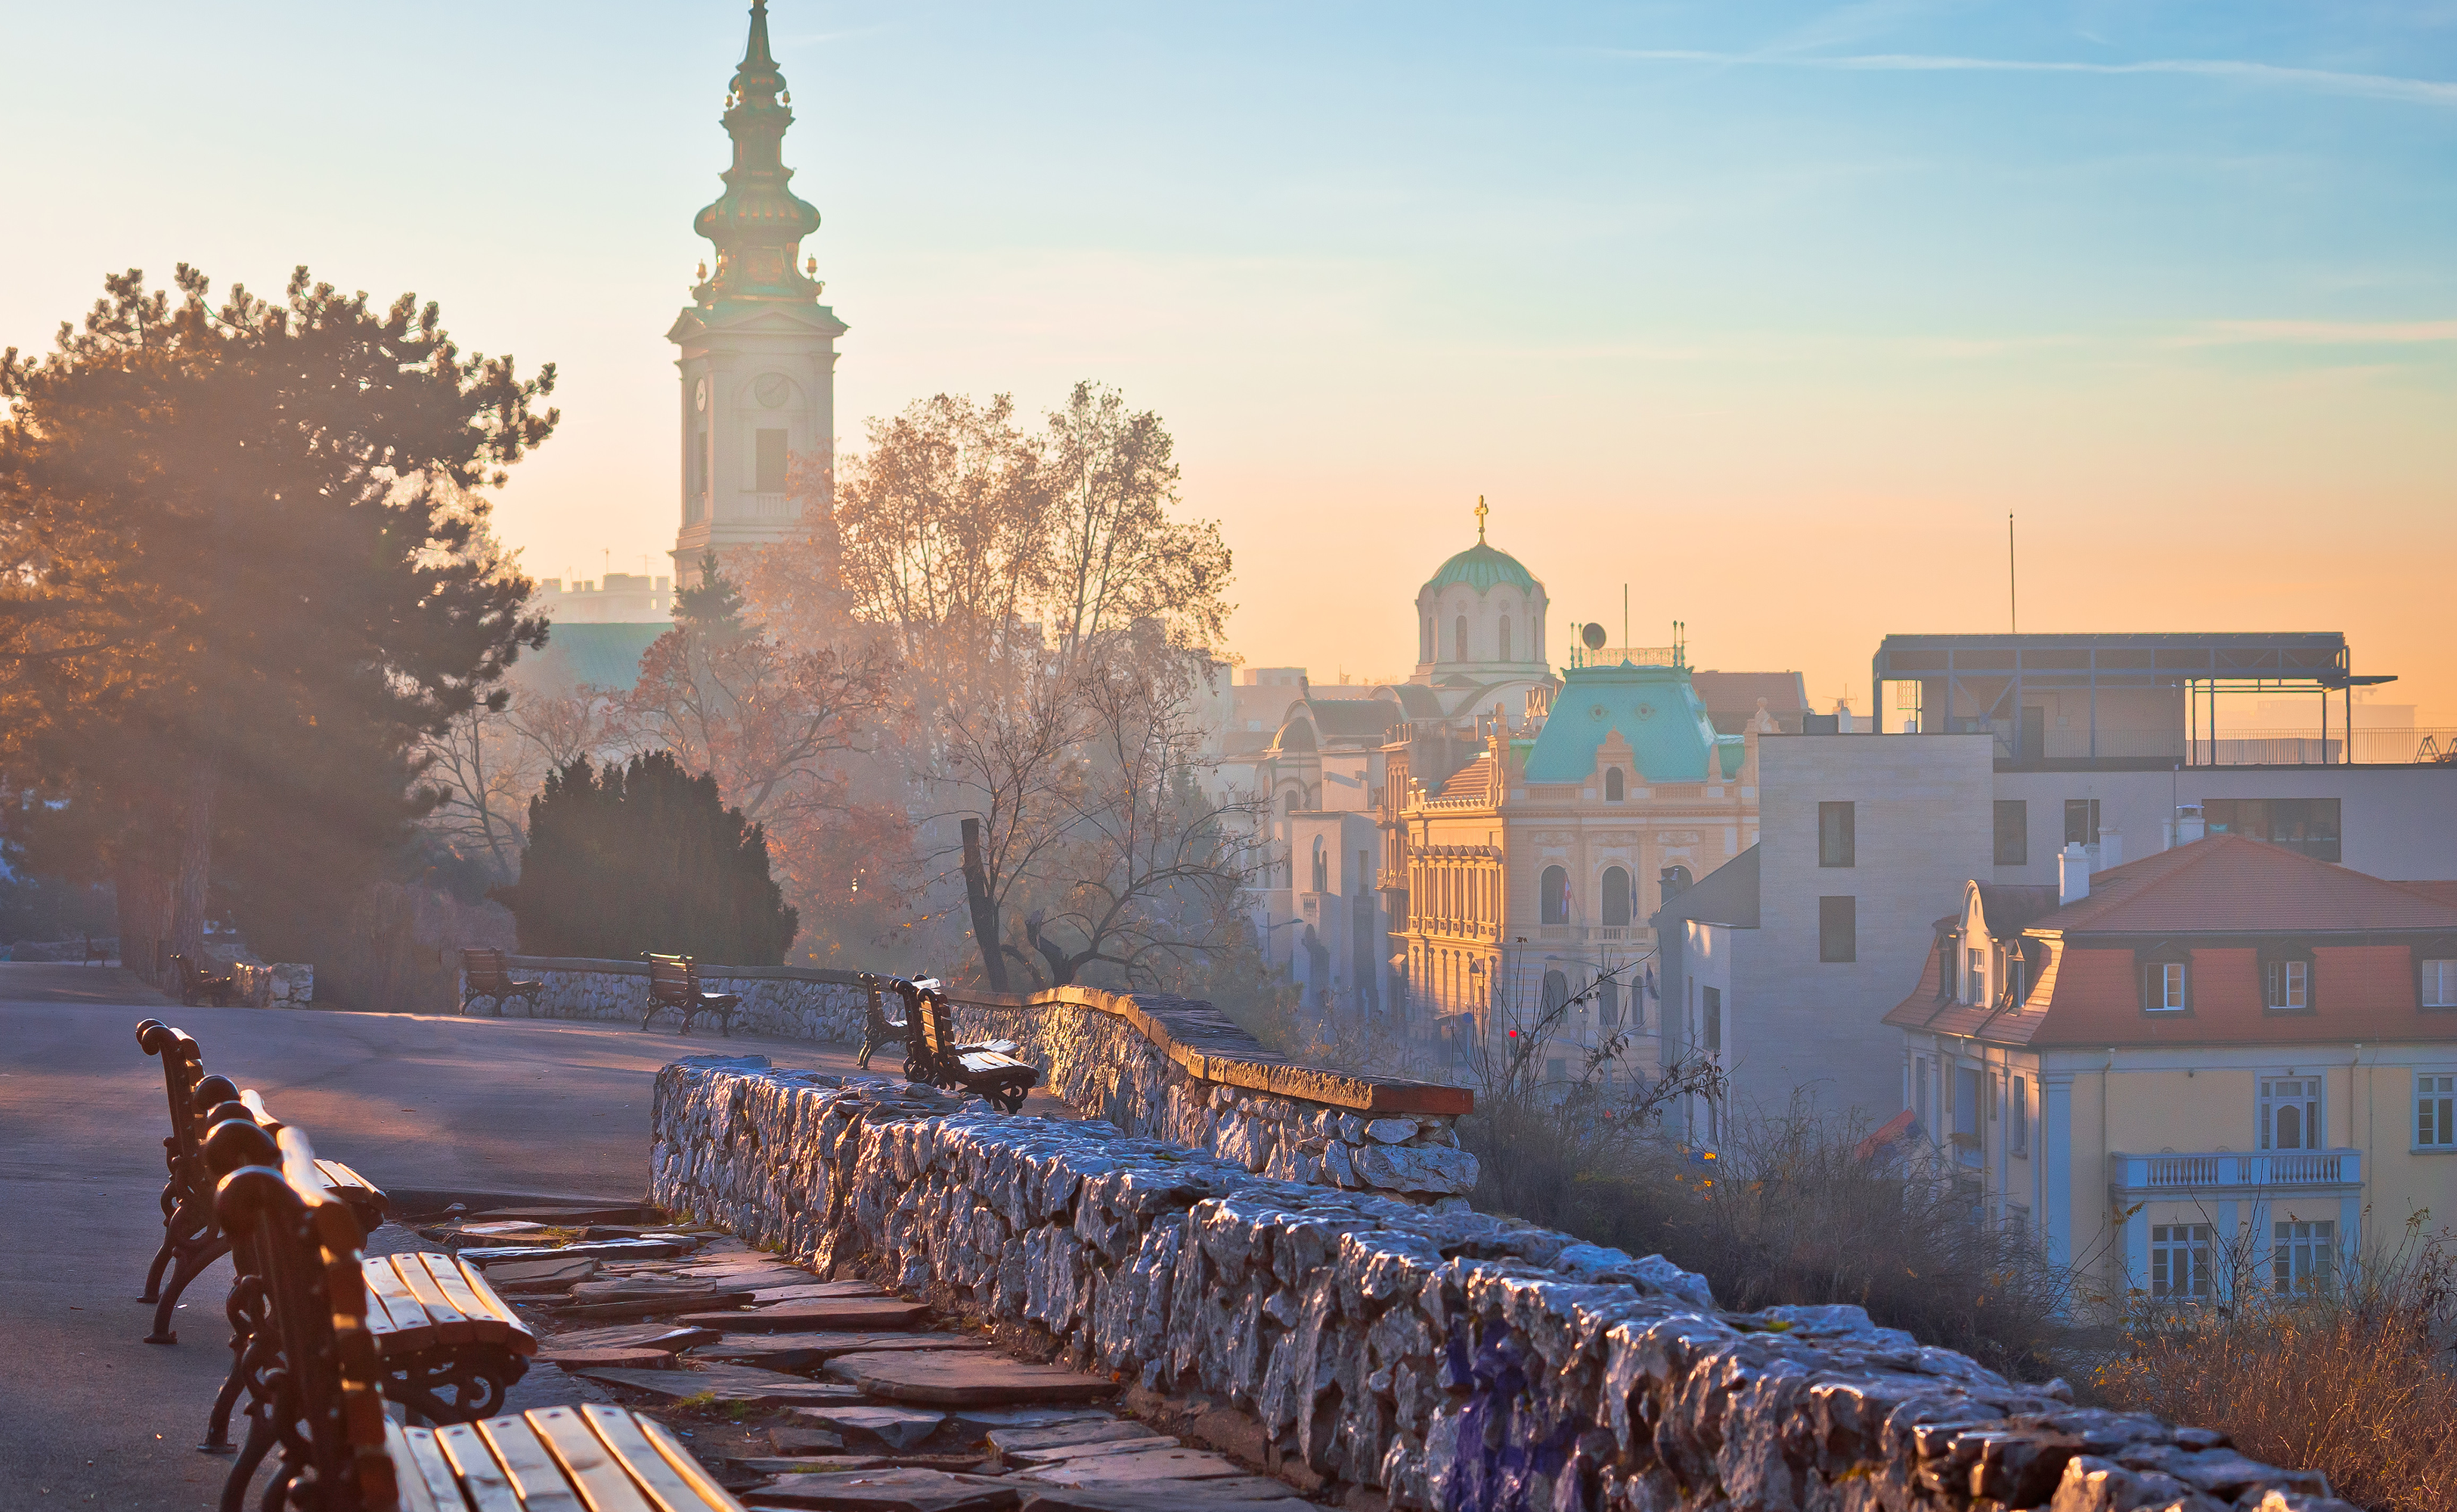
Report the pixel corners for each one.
[459,947,546,1017]
[172,951,237,1007]
[888,976,1040,1113]
[137,1019,386,1344]
[199,1114,538,1483]
[209,1120,743,1512]
[641,953,739,1036]
[854,972,912,1070]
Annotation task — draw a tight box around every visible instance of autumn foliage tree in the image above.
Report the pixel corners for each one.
[804,381,1252,990]
[0,266,555,975]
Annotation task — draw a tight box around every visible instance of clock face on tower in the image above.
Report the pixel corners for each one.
[693,377,709,412]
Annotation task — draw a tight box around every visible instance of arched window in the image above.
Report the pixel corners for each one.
[1311,839,1328,894]
[1541,866,1570,925]
[1604,767,1625,802]
[1283,789,1300,816]
[1597,978,1620,1028]
[1541,968,1570,1015]
[1498,616,1512,661]
[1601,866,1633,928]
[1422,616,1433,662]
[1455,615,1469,661]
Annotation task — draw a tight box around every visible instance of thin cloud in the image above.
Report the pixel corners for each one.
[1606,48,2457,108]
[2186,319,2457,345]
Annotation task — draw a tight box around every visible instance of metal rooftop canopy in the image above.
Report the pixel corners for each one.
[1868,631,2387,767]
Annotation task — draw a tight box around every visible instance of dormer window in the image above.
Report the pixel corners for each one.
[2146,958,2189,1013]
[1604,767,1625,802]
[2264,951,2313,1013]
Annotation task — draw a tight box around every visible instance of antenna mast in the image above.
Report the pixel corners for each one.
[2008,512,2018,634]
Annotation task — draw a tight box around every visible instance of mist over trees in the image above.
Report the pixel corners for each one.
[2,261,1253,1004]
[0,265,556,979]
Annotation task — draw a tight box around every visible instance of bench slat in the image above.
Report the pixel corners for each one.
[456,1257,540,1354]
[365,1256,435,1336]
[439,1421,528,1512]
[588,1403,747,1511]
[478,1413,591,1512]
[394,1253,478,1343]
[528,1406,663,1512]
[390,1421,463,1512]
[418,1252,510,1346]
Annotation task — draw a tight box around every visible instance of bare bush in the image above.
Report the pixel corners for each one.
[2092,1216,2457,1512]
[1447,968,2070,1380]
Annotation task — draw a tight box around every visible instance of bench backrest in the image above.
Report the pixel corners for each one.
[918,987,956,1061]
[137,1019,237,1194]
[646,953,697,999]
[207,1118,396,1511]
[463,947,510,987]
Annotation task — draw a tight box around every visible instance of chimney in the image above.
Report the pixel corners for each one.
[2098,826,2122,869]
[2059,842,2092,905]
[2175,805,2204,845]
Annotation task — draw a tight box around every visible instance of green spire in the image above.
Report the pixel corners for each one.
[692,1,823,306]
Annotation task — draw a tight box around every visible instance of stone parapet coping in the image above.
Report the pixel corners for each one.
[505,956,863,984]
[498,954,1470,1117]
[946,984,1472,1117]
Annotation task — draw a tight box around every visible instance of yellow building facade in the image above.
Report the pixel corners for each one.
[1887,835,2457,1309]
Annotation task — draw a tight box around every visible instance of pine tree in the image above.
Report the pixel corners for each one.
[489,751,798,965]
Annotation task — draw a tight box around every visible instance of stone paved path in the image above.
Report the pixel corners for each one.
[439,1221,1306,1510]
[0,963,1071,1509]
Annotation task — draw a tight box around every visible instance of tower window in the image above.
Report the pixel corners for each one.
[754,429,789,492]
[1499,616,1512,661]
[1604,767,1625,802]
[1422,616,1433,663]
[1455,615,1470,662]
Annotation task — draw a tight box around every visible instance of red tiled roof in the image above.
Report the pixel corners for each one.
[1890,837,2457,1051]
[2029,835,2457,936]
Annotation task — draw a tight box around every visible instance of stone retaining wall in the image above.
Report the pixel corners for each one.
[484,956,872,1041]
[653,1060,2353,1512]
[487,959,1475,1199]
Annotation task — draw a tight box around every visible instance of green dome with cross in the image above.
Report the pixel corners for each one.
[1424,497,1538,594]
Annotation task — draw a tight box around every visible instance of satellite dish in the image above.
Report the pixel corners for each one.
[1581,622,1607,652]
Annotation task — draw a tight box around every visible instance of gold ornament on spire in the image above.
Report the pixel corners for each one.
[1474,494,1489,543]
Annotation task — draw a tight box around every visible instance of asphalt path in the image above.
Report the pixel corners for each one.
[0,962,898,1509]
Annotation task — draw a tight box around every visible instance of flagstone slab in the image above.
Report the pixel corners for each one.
[1015,1483,1305,1511]
[680,1298,929,1332]
[789,1405,948,1452]
[572,1362,866,1406]
[754,1281,893,1304]
[743,1468,1022,1512]
[481,1256,601,1293]
[823,1352,1122,1406]
[696,1331,996,1372]
[540,1321,720,1353]
[987,1422,1163,1457]
[1003,1437,1181,1469]
[1009,1448,1250,1486]
[537,1346,681,1371]
[770,1426,849,1456]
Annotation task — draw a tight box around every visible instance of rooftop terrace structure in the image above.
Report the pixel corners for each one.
[1868,631,2418,769]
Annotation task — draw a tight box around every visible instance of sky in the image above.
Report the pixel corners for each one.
[7,2,2454,728]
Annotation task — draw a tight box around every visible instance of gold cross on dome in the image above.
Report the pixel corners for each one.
[1475,495,1488,542]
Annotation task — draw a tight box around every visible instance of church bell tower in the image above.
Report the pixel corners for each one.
[668,0,847,585]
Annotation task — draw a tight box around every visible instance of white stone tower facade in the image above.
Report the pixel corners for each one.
[668,1,845,584]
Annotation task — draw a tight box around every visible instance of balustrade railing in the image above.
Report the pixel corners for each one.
[2111,1149,2360,1191]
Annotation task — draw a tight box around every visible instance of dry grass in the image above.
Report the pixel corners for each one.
[1469,1095,2071,1380]
[2092,1222,2457,1512]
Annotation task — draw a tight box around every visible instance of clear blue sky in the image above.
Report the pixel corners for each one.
[8,3,2453,720]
